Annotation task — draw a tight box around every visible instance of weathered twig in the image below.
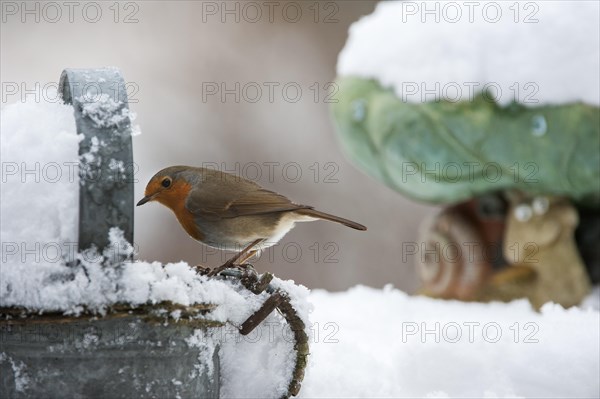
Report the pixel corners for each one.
[213,266,309,398]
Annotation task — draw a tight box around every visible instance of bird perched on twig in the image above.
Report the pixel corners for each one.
[137,166,366,271]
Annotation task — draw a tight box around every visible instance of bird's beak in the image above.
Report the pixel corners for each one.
[136,194,154,206]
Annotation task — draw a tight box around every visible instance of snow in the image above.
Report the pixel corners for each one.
[338,0,600,106]
[217,317,298,397]
[301,285,600,398]
[1,98,81,267]
[2,231,310,397]
[0,353,30,393]
[80,93,134,128]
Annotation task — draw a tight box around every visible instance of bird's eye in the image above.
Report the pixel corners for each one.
[161,178,172,188]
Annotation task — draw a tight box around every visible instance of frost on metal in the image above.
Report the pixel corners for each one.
[80,94,133,128]
[59,67,135,256]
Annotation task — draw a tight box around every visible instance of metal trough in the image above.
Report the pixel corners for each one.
[0,68,221,398]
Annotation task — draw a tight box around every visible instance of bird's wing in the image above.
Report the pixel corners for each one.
[222,188,311,217]
[185,170,310,220]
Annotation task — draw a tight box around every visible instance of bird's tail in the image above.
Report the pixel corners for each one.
[296,208,367,231]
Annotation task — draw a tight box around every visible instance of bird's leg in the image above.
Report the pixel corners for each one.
[227,239,264,267]
[207,238,264,277]
[237,249,260,265]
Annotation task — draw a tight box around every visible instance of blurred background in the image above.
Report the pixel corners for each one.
[1,0,436,292]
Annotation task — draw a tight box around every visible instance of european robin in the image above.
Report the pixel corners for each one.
[137,166,366,266]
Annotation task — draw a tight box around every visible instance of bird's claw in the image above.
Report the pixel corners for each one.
[204,261,255,277]
[194,264,212,275]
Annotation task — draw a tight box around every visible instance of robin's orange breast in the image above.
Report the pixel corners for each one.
[155,180,205,242]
